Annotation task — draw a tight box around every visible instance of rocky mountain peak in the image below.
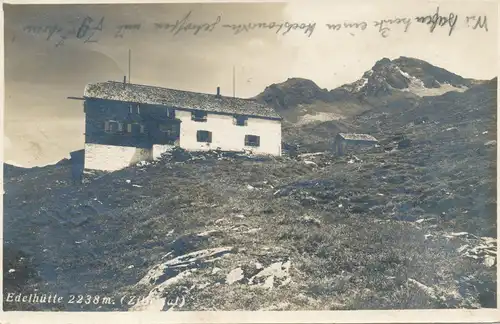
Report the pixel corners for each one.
[256,78,332,111]
[341,56,473,97]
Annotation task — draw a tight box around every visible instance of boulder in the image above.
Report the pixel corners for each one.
[398,138,412,149]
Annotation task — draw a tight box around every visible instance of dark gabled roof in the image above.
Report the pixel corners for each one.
[337,133,378,141]
[84,81,281,120]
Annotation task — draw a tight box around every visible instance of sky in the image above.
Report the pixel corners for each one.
[3,0,498,166]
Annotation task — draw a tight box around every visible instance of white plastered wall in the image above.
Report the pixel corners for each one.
[84,143,153,171]
[176,111,282,156]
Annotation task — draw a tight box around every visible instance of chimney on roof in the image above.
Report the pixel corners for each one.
[216,86,221,97]
[123,76,127,84]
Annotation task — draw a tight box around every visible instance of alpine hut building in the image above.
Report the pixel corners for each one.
[82,80,282,171]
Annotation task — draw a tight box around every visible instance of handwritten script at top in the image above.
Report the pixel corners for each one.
[23,16,104,46]
[20,7,488,47]
[154,11,221,36]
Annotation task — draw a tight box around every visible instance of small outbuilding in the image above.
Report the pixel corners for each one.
[334,133,378,156]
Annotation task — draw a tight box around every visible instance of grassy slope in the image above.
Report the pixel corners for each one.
[3,82,497,311]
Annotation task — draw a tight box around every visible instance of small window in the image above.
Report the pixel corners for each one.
[105,120,122,133]
[127,123,144,134]
[159,124,169,132]
[245,135,260,147]
[192,110,207,122]
[234,116,248,126]
[197,130,212,143]
[159,123,178,136]
[129,104,140,114]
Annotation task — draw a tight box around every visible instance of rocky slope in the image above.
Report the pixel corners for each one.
[3,61,497,312]
[255,77,368,123]
[256,57,489,153]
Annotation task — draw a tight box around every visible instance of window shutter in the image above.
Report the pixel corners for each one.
[104,121,109,132]
[127,124,132,133]
[118,123,123,132]
[140,125,145,133]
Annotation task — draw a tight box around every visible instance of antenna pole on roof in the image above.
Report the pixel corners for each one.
[128,49,131,84]
[232,65,235,98]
